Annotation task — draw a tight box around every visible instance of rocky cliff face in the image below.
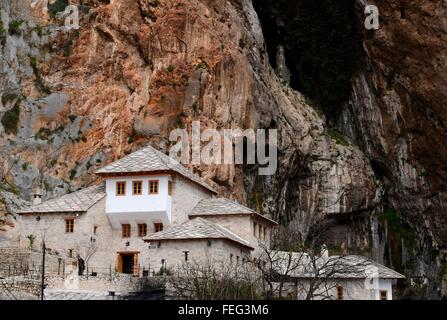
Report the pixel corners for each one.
[0,0,445,298]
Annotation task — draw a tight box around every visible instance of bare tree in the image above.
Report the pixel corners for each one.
[168,259,262,300]
[249,222,369,300]
[74,238,98,266]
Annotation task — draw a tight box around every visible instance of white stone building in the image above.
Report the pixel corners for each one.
[14,145,404,299]
[15,146,276,274]
[272,251,405,300]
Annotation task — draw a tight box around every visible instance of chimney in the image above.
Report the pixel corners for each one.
[32,187,42,205]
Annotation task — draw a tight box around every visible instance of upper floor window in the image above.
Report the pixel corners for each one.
[93,225,98,235]
[65,219,74,233]
[149,180,159,194]
[336,286,344,300]
[380,290,388,300]
[138,224,147,237]
[258,224,263,239]
[133,181,142,195]
[116,181,126,196]
[154,223,163,233]
[253,222,257,237]
[168,180,173,196]
[122,224,131,238]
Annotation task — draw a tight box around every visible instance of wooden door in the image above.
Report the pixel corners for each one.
[133,254,139,275]
[117,254,123,273]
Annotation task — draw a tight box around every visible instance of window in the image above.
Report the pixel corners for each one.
[122,224,131,238]
[183,251,189,262]
[68,249,73,258]
[154,223,163,233]
[263,227,267,241]
[149,180,159,194]
[336,286,344,300]
[65,219,74,233]
[133,181,142,195]
[138,224,147,237]
[168,181,173,196]
[230,253,233,263]
[253,222,257,237]
[93,225,98,235]
[380,290,388,300]
[258,224,262,239]
[116,181,126,196]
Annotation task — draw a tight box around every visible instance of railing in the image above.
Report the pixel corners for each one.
[0,262,158,280]
[0,278,17,300]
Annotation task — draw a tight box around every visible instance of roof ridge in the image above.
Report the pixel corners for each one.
[194,217,251,246]
[17,184,106,214]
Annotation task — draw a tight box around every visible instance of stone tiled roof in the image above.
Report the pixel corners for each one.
[189,198,277,225]
[143,217,254,250]
[273,251,405,279]
[17,185,105,214]
[95,145,215,193]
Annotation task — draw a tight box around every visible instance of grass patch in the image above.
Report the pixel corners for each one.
[327,128,349,146]
[29,56,51,94]
[22,162,29,171]
[0,179,20,195]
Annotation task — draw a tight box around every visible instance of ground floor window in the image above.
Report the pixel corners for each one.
[380,290,388,300]
[336,286,344,300]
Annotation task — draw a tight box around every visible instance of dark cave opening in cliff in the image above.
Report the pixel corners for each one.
[252,0,363,119]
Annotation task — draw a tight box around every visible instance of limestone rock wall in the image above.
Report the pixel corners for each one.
[0,0,376,238]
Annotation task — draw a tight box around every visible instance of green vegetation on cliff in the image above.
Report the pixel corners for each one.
[1,103,20,135]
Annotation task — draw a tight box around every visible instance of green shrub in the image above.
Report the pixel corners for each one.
[1,103,20,135]
[1,93,18,106]
[48,0,69,18]
[166,65,175,73]
[327,128,349,146]
[0,19,5,35]
[22,162,29,171]
[0,179,20,195]
[35,127,52,141]
[48,159,57,168]
[8,20,23,35]
[69,169,77,180]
